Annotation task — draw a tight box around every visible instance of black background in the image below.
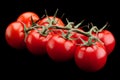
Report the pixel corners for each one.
[1,0,120,79]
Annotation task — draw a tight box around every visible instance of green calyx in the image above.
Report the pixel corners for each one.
[22,9,108,47]
[44,8,60,27]
[79,25,104,47]
[61,30,73,40]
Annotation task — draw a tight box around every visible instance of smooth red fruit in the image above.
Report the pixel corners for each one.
[46,35,76,62]
[5,21,25,49]
[71,28,88,44]
[38,16,64,27]
[38,16,65,35]
[72,32,88,44]
[75,42,107,72]
[17,12,40,27]
[97,30,116,55]
[25,28,53,55]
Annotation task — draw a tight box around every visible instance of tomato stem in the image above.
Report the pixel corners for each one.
[99,22,109,32]
[41,26,49,36]
[53,8,59,24]
[74,19,85,28]
[24,21,105,46]
[22,22,28,42]
[64,30,73,40]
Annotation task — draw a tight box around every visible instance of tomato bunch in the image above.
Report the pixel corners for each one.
[5,10,116,72]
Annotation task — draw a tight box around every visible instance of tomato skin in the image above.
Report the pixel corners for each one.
[97,30,116,55]
[74,42,107,72]
[71,28,88,44]
[38,16,65,27]
[25,28,53,55]
[5,21,25,49]
[17,12,40,27]
[38,16,65,36]
[46,35,76,62]
[72,32,88,44]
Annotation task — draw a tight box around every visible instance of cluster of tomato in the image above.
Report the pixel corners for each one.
[5,11,116,72]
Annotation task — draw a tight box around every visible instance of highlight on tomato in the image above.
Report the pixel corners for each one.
[74,42,107,72]
[46,34,76,62]
[17,11,40,27]
[25,28,53,55]
[38,16,65,27]
[97,30,116,55]
[5,21,26,49]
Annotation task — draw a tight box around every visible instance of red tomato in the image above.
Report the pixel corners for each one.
[38,16,64,27]
[5,21,25,49]
[25,28,53,55]
[17,12,40,27]
[46,35,76,62]
[97,30,116,55]
[74,42,107,72]
[38,16,65,36]
[71,28,88,44]
[72,32,88,44]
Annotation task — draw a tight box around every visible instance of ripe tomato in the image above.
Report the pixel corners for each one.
[71,32,88,44]
[46,35,76,62]
[38,16,65,36]
[97,30,116,55]
[25,28,53,55]
[38,16,64,27]
[71,28,88,44]
[74,42,107,72]
[5,21,25,49]
[17,12,40,27]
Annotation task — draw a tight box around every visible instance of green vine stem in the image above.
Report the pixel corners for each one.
[24,21,104,46]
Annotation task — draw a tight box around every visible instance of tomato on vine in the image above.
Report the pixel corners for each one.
[71,31,88,44]
[25,28,53,55]
[5,9,116,73]
[46,34,76,62]
[97,30,116,55]
[38,16,65,36]
[92,23,116,55]
[17,12,40,27]
[38,16,64,27]
[5,21,26,49]
[74,42,107,72]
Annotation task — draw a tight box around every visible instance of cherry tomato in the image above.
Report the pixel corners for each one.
[71,28,88,44]
[5,21,25,49]
[38,16,64,27]
[46,35,76,62]
[72,32,88,44]
[38,16,65,36]
[74,42,107,72]
[17,12,40,27]
[25,28,53,55]
[97,30,116,55]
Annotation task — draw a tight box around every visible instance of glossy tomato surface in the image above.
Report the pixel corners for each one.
[46,35,76,62]
[25,28,53,55]
[74,42,107,72]
[38,16,64,27]
[17,12,40,27]
[5,21,25,49]
[97,30,116,55]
